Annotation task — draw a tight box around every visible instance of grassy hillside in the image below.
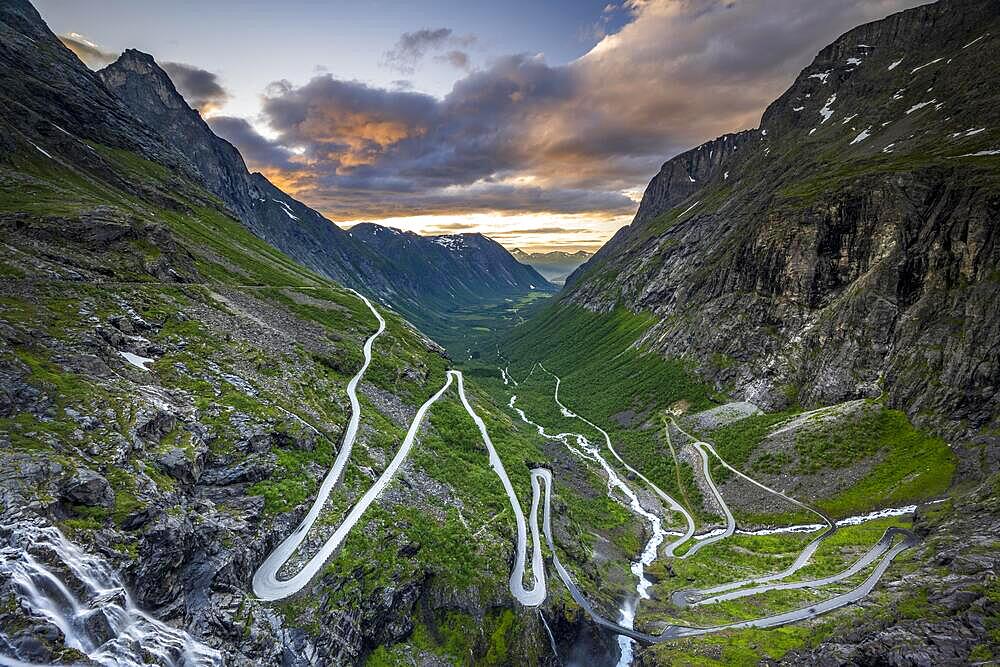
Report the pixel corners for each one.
[0,137,627,663]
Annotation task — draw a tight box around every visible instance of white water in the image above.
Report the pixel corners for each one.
[0,516,221,666]
[506,370,675,666]
[538,610,560,663]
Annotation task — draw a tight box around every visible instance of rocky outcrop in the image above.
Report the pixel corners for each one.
[565,0,1000,448]
[59,468,113,508]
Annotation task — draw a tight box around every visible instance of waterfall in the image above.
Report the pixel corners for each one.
[538,610,560,664]
[0,515,222,666]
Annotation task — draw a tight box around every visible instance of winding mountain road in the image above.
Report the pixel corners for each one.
[503,364,918,648]
[666,418,839,606]
[254,289,548,603]
[253,291,917,653]
[253,289,386,601]
[527,460,918,643]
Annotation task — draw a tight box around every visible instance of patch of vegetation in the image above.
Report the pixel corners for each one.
[704,409,801,482]
[814,410,955,517]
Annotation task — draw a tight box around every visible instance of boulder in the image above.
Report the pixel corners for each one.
[60,468,113,508]
[156,447,202,484]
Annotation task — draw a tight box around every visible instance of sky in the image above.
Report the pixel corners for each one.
[38,0,929,252]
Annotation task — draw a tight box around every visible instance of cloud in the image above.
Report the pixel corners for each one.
[382,27,476,74]
[435,50,471,70]
[486,228,576,236]
[207,116,295,170]
[160,62,230,114]
[59,33,229,115]
[420,222,475,233]
[59,32,118,69]
[224,0,926,223]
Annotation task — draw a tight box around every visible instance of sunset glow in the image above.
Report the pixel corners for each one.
[43,0,930,252]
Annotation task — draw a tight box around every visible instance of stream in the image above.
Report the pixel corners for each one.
[0,515,221,667]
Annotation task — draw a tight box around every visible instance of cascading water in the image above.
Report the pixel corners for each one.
[0,514,221,667]
[506,389,667,667]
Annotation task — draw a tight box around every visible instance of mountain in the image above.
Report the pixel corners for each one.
[0,3,603,664]
[3,0,998,665]
[511,248,593,285]
[565,0,999,443]
[501,0,999,663]
[348,223,555,340]
[93,49,403,298]
[93,48,556,345]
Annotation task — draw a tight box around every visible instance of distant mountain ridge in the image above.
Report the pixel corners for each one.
[510,248,593,285]
[349,223,555,336]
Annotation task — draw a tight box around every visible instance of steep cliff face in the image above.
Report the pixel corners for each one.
[0,1,187,172]
[565,0,1000,446]
[95,50,399,297]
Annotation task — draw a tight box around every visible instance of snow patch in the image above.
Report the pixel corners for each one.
[846,57,862,65]
[28,141,53,159]
[891,88,905,101]
[677,200,700,218]
[963,34,988,49]
[887,58,903,71]
[792,106,804,112]
[119,351,154,370]
[432,236,468,251]
[910,57,944,74]
[882,143,896,153]
[950,127,986,138]
[808,128,817,136]
[808,70,831,84]
[952,149,1000,157]
[905,100,936,114]
[271,199,299,221]
[849,127,872,145]
[818,94,837,123]
[841,113,858,125]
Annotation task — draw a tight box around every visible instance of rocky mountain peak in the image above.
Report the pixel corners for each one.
[104,49,184,103]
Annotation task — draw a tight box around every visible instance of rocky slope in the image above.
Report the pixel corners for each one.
[511,249,593,285]
[565,0,1000,450]
[94,49,399,299]
[1,7,542,344]
[534,0,1000,662]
